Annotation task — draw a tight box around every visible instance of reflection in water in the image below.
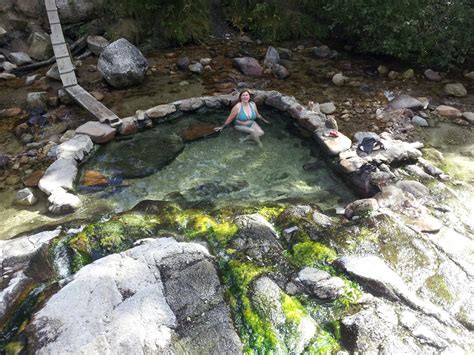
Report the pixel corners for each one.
[79,109,356,212]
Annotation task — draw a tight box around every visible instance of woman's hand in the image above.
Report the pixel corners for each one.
[260,116,270,124]
[214,126,224,132]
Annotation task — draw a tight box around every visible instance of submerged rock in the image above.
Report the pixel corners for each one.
[84,132,184,179]
[98,38,148,88]
[26,238,242,354]
[179,122,217,141]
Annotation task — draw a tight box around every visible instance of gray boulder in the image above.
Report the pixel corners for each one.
[9,52,33,66]
[272,64,289,79]
[98,38,148,88]
[264,46,280,67]
[27,31,52,61]
[26,92,48,112]
[38,158,78,195]
[75,121,116,144]
[26,238,242,354]
[412,115,429,127]
[233,57,263,77]
[444,83,467,97]
[56,134,94,161]
[15,188,37,206]
[313,45,331,58]
[424,69,441,81]
[87,35,109,56]
[229,213,283,265]
[388,95,424,110]
[314,129,352,156]
[296,268,345,300]
[56,0,106,23]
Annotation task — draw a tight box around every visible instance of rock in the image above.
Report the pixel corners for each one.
[424,69,441,81]
[26,74,39,85]
[146,104,176,119]
[335,256,453,325]
[250,277,317,353]
[23,170,44,187]
[464,71,474,80]
[233,57,263,77]
[177,98,204,112]
[388,95,423,110]
[435,105,462,118]
[443,83,467,97]
[462,112,474,124]
[27,238,242,354]
[82,170,108,186]
[229,214,283,266]
[312,211,333,228]
[118,116,138,135]
[26,92,48,112]
[0,107,22,118]
[296,268,345,300]
[313,45,331,58]
[344,198,379,219]
[0,154,10,169]
[271,63,289,79]
[179,122,217,141]
[39,158,78,195]
[405,164,434,180]
[48,187,81,214]
[339,156,365,174]
[176,56,190,70]
[277,47,292,60]
[0,72,16,80]
[314,129,352,156]
[332,72,348,86]
[87,35,109,56]
[75,121,116,144]
[264,46,280,67]
[377,65,388,75]
[401,69,415,79]
[21,133,34,144]
[395,180,429,198]
[27,31,52,61]
[239,35,253,43]
[58,88,73,105]
[320,102,336,114]
[412,115,429,127]
[388,71,400,80]
[56,134,94,160]
[199,57,212,66]
[15,188,37,206]
[84,132,184,179]
[46,64,62,82]
[0,229,61,324]
[369,133,422,165]
[9,52,33,66]
[2,61,17,72]
[189,62,203,74]
[97,38,148,88]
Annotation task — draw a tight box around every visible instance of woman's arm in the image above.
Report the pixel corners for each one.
[214,104,239,131]
[253,103,269,123]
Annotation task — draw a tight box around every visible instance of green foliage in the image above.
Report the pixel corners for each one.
[108,0,210,45]
[223,0,317,41]
[304,0,474,68]
[281,294,307,324]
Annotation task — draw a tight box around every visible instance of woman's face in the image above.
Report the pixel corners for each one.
[240,91,251,102]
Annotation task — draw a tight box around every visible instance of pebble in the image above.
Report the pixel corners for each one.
[320,102,336,114]
[462,112,474,124]
[412,116,429,127]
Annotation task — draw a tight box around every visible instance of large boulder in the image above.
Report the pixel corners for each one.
[314,129,352,156]
[27,31,52,61]
[38,158,78,195]
[26,238,243,354]
[233,57,263,77]
[98,38,148,88]
[56,0,106,23]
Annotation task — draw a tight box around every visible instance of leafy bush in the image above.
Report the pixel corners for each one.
[303,0,474,68]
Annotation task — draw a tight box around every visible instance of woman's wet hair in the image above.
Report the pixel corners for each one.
[238,89,252,101]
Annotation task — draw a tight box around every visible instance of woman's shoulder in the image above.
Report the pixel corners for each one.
[233,102,242,109]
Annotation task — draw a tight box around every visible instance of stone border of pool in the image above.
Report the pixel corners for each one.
[37,90,448,218]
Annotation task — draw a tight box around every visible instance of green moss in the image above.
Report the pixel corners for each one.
[287,241,337,268]
[334,279,363,311]
[425,274,453,304]
[221,260,277,353]
[307,329,341,354]
[257,206,286,221]
[281,294,307,324]
[68,232,93,273]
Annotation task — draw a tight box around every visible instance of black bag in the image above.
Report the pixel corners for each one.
[357,137,385,154]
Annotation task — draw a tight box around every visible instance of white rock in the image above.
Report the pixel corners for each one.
[56,134,94,161]
[320,102,336,114]
[146,104,177,119]
[48,187,81,214]
[332,72,348,86]
[2,61,17,72]
[9,52,33,66]
[462,112,474,124]
[15,188,37,206]
[38,158,78,195]
[199,57,212,66]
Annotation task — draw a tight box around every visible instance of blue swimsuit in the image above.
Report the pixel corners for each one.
[235,103,256,127]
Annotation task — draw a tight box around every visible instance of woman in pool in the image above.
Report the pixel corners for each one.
[214,89,269,146]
